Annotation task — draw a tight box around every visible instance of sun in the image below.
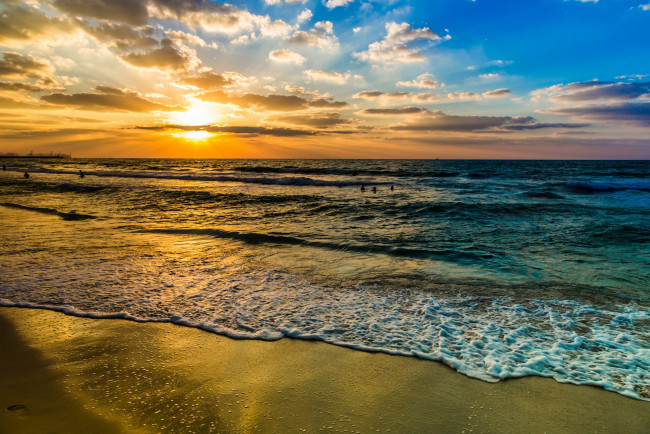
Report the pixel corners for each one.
[172,102,219,126]
[182,130,212,140]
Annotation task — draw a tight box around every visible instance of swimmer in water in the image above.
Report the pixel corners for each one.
[79,170,84,178]
[361,184,366,192]
[24,172,29,179]
[372,186,377,193]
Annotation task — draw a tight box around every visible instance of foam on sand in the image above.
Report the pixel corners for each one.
[1,307,648,433]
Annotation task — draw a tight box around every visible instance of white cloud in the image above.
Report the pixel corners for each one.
[353,22,448,64]
[304,69,349,84]
[286,22,339,50]
[314,21,334,34]
[266,0,307,4]
[269,48,306,64]
[397,73,439,89]
[297,9,313,24]
[639,3,650,11]
[165,29,218,49]
[323,0,355,10]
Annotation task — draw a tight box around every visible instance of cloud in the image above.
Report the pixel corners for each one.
[482,88,512,98]
[358,107,428,116]
[148,1,293,38]
[389,110,588,132]
[0,81,46,92]
[297,9,313,24]
[267,112,351,129]
[314,21,333,34]
[353,90,437,103]
[41,86,184,112]
[52,0,149,26]
[165,29,218,49]
[354,22,448,64]
[138,124,316,136]
[286,22,338,49]
[198,90,347,111]
[269,49,306,64]
[266,0,308,4]
[0,52,56,84]
[119,38,200,71]
[178,70,237,90]
[0,3,75,45]
[0,95,42,110]
[80,21,158,52]
[308,98,348,108]
[532,81,650,103]
[396,73,439,89]
[640,4,650,11]
[547,102,650,127]
[323,0,354,9]
[304,69,349,84]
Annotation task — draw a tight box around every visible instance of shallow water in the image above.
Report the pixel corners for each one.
[1,159,648,399]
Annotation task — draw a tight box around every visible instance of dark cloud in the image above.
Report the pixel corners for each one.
[178,71,234,89]
[391,111,510,132]
[267,112,351,129]
[502,122,589,130]
[52,0,149,26]
[198,91,347,111]
[41,86,184,112]
[81,21,158,52]
[308,98,348,108]
[0,81,46,92]
[354,91,413,99]
[0,4,74,44]
[553,82,650,102]
[390,110,588,132]
[548,102,650,127]
[137,124,316,137]
[359,107,427,115]
[119,38,197,71]
[483,88,512,98]
[0,52,54,84]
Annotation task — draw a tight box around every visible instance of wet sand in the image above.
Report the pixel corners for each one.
[1,306,648,433]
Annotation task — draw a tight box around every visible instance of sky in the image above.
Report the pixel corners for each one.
[0,0,649,159]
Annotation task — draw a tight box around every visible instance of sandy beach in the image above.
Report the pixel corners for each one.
[1,306,648,433]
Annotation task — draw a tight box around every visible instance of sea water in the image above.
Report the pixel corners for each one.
[0,159,648,400]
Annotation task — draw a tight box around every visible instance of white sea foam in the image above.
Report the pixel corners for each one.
[2,269,648,400]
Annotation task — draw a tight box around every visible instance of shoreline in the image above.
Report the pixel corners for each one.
[1,306,648,432]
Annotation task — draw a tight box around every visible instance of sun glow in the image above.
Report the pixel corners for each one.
[182,130,212,140]
[172,102,220,126]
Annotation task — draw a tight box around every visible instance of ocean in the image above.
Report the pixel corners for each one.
[1,159,648,400]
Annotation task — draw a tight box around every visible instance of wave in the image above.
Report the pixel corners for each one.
[0,202,96,220]
[567,181,650,193]
[146,227,492,262]
[22,168,373,187]
[2,288,648,401]
[231,165,460,178]
[521,190,565,200]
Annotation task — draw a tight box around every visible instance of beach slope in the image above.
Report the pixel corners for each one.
[1,307,648,433]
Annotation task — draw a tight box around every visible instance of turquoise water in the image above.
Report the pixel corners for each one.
[1,159,648,399]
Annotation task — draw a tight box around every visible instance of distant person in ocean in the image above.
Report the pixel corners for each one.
[361,184,366,192]
[24,172,29,179]
[79,170,84,178]
[2,164,5,171]
[372,186,377,193]
[390,185,394,191]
